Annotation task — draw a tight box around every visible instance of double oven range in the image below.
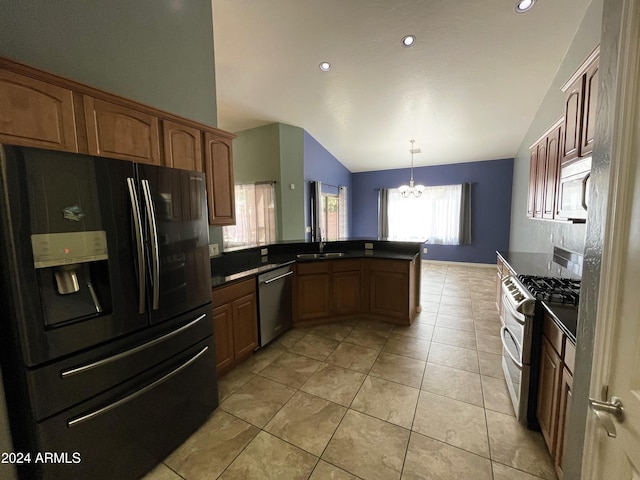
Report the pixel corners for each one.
[499,257,581,429]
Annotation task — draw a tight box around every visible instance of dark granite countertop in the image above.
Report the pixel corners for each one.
[540,302,577,344]
[211,240,422,288]
[497,250,580,343]
[496,251,581,280]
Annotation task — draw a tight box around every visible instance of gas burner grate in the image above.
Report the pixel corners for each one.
[517,275,581,306]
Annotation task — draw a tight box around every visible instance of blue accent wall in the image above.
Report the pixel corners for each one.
[303,131,353,238]
[352,159,514,264]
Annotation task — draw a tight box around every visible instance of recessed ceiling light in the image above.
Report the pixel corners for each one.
[514,0,535,13]
[319,61,331,72]
[401,35,416,47]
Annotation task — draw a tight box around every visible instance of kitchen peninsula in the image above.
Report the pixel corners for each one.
[210,239,423,374]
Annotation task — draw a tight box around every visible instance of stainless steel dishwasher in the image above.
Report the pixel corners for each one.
[258,265,294,347]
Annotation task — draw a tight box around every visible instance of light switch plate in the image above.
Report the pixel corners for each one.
[261,248,268,256]
[209,244,219,256]
[365,242,374,250]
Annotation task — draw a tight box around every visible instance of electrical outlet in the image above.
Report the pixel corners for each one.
[305,226,311,233]
[208,243,219,256]
[423,247,428,254]
[365,242,374,250]
[261,248,268,256]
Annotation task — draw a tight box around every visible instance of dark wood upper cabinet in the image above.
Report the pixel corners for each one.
[543,124,562,219]
[561,46,599,165]
[560,79,583,165]
[84,96,161,166]
[533,139,547,219]
[204,131,236,226]
[162,120,203,172]
[528,119,562,220]
[0,69,78,152]
[581,57,599,158]
[527,147,538,218]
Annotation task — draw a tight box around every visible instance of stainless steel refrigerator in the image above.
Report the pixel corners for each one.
[0,145,218,479]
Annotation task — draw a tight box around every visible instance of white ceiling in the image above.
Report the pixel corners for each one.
[212,0,591,172]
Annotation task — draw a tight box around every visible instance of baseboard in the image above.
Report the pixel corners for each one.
[421,259,495,269]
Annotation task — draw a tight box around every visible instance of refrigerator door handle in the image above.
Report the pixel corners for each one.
[141,179,160,310]
[127,178,146,314]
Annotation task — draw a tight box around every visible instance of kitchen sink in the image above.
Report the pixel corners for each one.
[296,252,347,259]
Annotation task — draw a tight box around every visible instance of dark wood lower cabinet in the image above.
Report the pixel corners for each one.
[554,367,573,479]
[212,303,234,373]
[212,278,258,376]
[294,262,331,321]
[294,257,418,325]
[537,336,562,452]
[537,313,575,480]
[332,260,362,316]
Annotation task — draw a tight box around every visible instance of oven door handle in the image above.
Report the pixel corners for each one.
[501,326,523,370]
[502,293,526,326]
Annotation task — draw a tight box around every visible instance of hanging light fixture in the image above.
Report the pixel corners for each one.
[398,139,425,198]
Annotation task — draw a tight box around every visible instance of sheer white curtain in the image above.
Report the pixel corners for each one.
[338,186,348,239]
[223,182,277,248]
[387,184,462,244]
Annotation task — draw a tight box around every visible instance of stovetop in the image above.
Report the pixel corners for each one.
[518,275,581,306]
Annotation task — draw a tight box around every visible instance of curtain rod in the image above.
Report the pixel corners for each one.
[311,181,346,189]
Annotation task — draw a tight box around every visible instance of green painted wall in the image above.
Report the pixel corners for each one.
[229,123,306,242]
[0,0,217,126]
[234,124,281,183]
[278,124,306,241]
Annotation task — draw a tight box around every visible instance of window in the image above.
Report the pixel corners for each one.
[321,187,347,240]
[223,182,276,249]
[311,182,348,241]
[383,184,471,245]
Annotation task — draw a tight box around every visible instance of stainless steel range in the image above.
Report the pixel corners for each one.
[518,276,581,306]
[500,275,536,425]
[500,272,581,427]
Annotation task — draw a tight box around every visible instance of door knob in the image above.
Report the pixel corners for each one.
[589,396,625,438]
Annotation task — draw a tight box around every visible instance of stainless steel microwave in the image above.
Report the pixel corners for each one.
[557,157,591,221]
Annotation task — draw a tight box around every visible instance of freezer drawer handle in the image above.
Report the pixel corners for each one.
[60,314,206,378]
[67,345,209,428]
[141,179,160,310]
[500,326,524,370]
[262,270,293,284]
[127,178,146,314]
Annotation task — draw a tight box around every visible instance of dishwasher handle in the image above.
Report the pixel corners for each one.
[262,270,293,285]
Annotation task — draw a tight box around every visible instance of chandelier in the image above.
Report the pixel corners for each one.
[398,139,425,198]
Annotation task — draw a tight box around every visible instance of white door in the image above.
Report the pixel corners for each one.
[582,1,640,477]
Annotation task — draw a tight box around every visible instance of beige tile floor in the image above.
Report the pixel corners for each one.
[145,263,557,480]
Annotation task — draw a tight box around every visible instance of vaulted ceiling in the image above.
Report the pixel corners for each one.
[212,0,592,172]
